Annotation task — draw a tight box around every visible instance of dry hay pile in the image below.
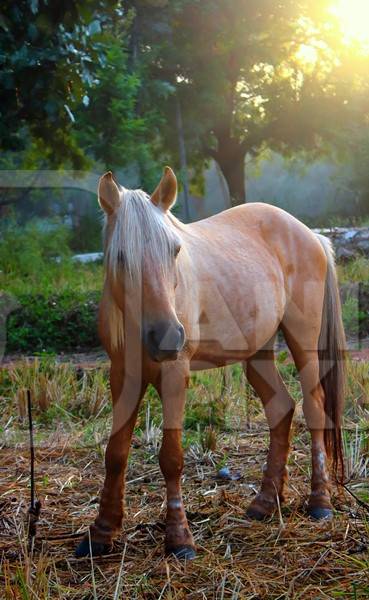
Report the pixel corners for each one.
[1,424,369,599]
[0,357,368,598]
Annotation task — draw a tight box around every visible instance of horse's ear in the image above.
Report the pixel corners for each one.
[98,171,121,215]
[151,166,177,212]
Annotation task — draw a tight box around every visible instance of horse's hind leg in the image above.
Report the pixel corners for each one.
[245,343,295,520]
[282,326,333,520]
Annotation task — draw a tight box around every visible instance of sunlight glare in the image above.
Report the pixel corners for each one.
[295,44,318,66]
[332,0,369,43]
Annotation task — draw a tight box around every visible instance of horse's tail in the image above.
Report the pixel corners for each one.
[316,234,346,481]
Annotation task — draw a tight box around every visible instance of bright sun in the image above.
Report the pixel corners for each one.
[333,0,369,43]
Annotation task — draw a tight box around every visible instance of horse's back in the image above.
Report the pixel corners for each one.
[181,202,327,365]
[187,201,326,280]
[192,202,316,244]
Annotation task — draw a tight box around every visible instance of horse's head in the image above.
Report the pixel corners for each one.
[99,167,185,362]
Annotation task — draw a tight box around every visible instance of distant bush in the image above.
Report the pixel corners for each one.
[0,219,104,353]
[337,256,369,285]
[6,290,100,353]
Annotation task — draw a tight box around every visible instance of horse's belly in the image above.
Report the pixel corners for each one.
[188,285,284,369]
[189,343,254,370]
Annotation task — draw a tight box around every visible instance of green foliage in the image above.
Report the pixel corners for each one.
[184,391,228,431]
[2,0,369,207]
[132,0,369,203]
[0,1,163,185]
[338,260,369,338]
[342,295,366,337]
[338,257,369,284]
[0,1,120,167]
[346,359,369,413]
[0,220,103,353]
[0,218,103,295]
[76,39,162,190]
[7,290,100,353]
[328,124,369,217]
[0,218,71,279]
[69,209,103,254]
[184,370,233,431]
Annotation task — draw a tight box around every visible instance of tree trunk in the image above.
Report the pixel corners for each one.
[219,154,246,207]
[175,94,191,222]
[127,3,140,72]
[213,139,246,206]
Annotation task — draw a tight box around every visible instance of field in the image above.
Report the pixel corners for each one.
[2,0,369,595]
[1,356,369,599]
[1,241,369,598]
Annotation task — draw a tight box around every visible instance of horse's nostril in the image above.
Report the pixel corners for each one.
[144,322,185,358]
[147,328,161,352]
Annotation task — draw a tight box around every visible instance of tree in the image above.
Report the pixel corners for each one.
[132,0,369,205]
[0,0,119,168]
[0,1,166,190]
[76,37,163,190]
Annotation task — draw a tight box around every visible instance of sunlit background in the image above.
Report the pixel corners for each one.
[333,0,369,44]
[0,0,368,294]
[0,0,368,261]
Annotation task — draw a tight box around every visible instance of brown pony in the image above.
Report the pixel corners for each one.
[75,167,346,560]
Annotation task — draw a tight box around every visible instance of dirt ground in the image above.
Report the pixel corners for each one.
[2,336,369,370]
[1,422,369,599]
[1,349,368,598]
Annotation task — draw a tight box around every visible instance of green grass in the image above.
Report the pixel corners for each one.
[0,260,104,297]
[0,218,104,297]
[2,355,367,449]
[337,256,369,285]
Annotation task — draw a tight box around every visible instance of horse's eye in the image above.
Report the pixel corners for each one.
[174,244,181,257]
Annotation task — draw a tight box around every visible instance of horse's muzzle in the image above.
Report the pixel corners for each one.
[143,321,185,362]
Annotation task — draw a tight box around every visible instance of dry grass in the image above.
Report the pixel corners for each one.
[0,357,368,599]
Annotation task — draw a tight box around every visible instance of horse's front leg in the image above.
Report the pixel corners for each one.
[76,364,146,557]
[156,362,196,560]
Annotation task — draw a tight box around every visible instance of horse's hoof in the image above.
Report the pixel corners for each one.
[75,537,112,558]
[166,545,197,560]
[308,506,333,521]
[246,506,271,521]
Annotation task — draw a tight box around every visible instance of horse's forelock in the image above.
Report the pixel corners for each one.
[105,188,181,280]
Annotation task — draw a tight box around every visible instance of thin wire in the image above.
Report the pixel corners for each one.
[27,389,35,510]
[27,389,41,540]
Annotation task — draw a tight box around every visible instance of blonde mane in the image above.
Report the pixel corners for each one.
[103,188,183,349]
